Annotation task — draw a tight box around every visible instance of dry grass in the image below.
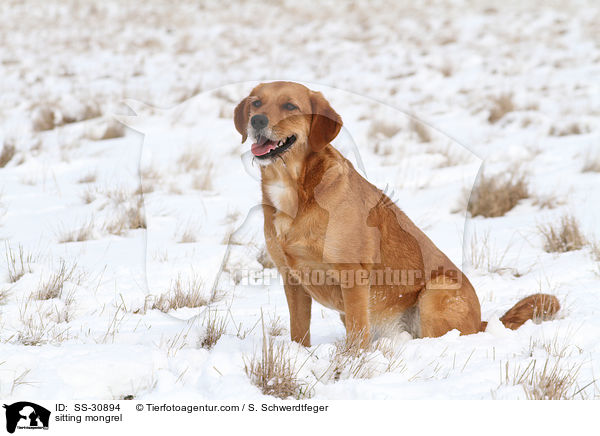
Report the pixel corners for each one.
[222,209,241,225]
[467,171,529,218]
[409,118,432,143]
[78,171,97,184]
[368,118,402,139]
[32,101,101,132]
[199,310,227,349]
[257,246,276,269]
[92,120,125,140]
[140,165,162,193]
[176,223,198,243]
[53,291,76,323]
[244,330,307,399]
[5,244,34,282]
[0,288,9,305]
[104,199,146,235]
[549,122,587,137]
[63,101,101,124]
[267,315,286,337]
[314,336,405,384]
[191,160,215,191]
[591,240,600,262]
[439,61,454,77]
[527,331,581,360]
[433,143,473,167]
[102,186,131,206]
[468,229,514,274]
[58,220,95,243]
[538,214,588,253]
[532,194,563,210]
[582,150,600,173]
[372,141,393,156]
[17,300,71,345]
[81,186,97,204]
[33,260,78,300]
[501,357,591,400]
[177,147,204,171]
[152,274,216,313]
[0,143,16,167]
[488,94,515,123]
[9,369,32,395]
[326,338,379,380]
[31,105,58,131]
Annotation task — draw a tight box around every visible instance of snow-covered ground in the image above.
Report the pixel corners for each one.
[1,0,599,400]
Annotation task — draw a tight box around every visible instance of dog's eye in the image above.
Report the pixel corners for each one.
[283,103,298,111]
[252,100,262,108]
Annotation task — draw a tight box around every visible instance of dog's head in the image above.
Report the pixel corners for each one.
[234,82,342,164]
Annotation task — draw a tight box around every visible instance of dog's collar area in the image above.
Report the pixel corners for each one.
[251,134,296,159]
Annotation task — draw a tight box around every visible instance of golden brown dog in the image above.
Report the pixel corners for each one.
[234,81,559,347]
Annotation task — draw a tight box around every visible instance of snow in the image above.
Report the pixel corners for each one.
[0,0,599,400]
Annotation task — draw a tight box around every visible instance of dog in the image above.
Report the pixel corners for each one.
[234,81,559,347]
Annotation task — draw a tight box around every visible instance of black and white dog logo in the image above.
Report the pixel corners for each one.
[3,402,50,434]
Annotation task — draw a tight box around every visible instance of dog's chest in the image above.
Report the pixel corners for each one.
[265,183,297,237]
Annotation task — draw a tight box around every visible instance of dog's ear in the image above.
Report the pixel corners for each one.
[234,97,250,143]
[308,91,342,152]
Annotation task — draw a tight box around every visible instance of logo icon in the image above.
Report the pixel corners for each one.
[3,402,50,434]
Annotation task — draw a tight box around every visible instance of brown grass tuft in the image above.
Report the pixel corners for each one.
[17,300,71,346]
[177,148,203,172]
[502,357,590,400]
[326,337,378,380]
[199,310,227,349]
[5,244,34,282]
[58,220,95,243]
[33,260,78,300]
[317,336,405,382]
[267,315,286,337]
[152,274,216,313]
[32,105,58,131]
[0,288,9,305]
[538,214,588,253]
[191,160,215,191]
[177,223,198,243]
[468,229,514,274]
[488,94,515,123]
[102,186,130,206]
[433,143,473,167]
[368,119,402,139]
[244,330,306,399]
[257,246,276,269]
[591,240,600,262]
[0,143,16,167]
[468,171,529,218]
[96,120,125,140]
[409,118,432,143]
[549,122,587,137]
[582,150,600,173]
[78,172,97,184]
[533,194,563,210]
[81,186,97,204]
[105,199,146,235]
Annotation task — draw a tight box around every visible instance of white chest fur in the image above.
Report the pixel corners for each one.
[265,182,297,237]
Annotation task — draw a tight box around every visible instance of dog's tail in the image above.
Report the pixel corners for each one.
[480,293,560,331]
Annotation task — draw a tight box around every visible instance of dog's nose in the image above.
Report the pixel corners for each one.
[251,114,268,130]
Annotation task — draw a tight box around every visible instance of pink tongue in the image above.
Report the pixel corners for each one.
[251,140,277,156]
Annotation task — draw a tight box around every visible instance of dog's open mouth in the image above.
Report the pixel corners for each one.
[251,134,296,158]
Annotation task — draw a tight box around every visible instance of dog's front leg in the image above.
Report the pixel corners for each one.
[283,283,312,347]
[341,282,371,348]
